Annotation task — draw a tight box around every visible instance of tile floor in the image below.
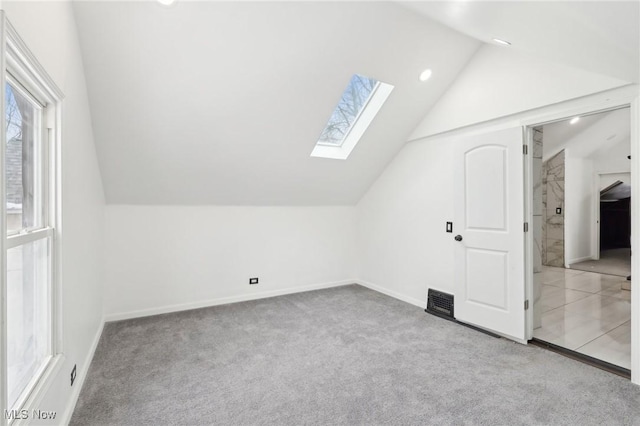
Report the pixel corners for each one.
[533,266,631,370]
[569,248,631,277]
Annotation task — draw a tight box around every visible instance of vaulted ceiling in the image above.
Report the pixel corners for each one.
[73,1,480,205]
[401,1,639,84]
[543,108,630,162]
[72,1,639,205]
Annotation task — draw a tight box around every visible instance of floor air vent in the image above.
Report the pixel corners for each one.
[426,289,454,320]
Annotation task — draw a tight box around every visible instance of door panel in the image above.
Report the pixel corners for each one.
[454,127,525,341]
[465,146,507,230]
[466,248,508,310]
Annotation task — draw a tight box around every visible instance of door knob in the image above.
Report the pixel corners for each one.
[454,235,463,241]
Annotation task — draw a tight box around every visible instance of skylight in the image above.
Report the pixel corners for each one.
[311,74,393,160]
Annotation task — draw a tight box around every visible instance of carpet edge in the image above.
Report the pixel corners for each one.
[61,316,106,426]
[356,279,425,309]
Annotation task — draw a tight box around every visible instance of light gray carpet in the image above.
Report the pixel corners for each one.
[570,248,631,277]
[71,285,640,425]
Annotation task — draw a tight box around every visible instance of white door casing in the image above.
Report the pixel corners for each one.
[454,127,526,341]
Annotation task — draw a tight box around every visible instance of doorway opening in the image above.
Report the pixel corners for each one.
[573,172,632,279]
[530,107,631,375]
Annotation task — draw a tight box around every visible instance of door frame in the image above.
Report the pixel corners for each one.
[593,171,632,260]
[521,89,638,383]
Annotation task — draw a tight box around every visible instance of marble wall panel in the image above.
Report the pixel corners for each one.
[533,271,543,329]
[543,150,565,267]
[533,215,543,273]
[532,128,543,159]
[545,238,565,267]
[546,151,565,181]
[533,158,543,216]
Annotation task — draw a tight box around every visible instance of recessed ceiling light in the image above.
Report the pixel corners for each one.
[570,116,580,125]
[492,38,511,46]
[157,0,176,6]
[419,69,433,82]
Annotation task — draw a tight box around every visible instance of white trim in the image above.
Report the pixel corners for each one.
[592,170,631,261]
[0,12,8,426]
[516,85,639,384]
[316,81,382,148]
[629,97,639,384]
[356,280,425,309]
[524,126,534,341]
[1,13,65,423]
[51,94,63,357]
[105,280,356,322]
[59,318,105,426]
[11,354,64,426]
[411,85,638,145]
[594,172,601,260]
[6,228,53,249]
[4,20,64,103]
[311,81,394,160]
[567,255,595,265]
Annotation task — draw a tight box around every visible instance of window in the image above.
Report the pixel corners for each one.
[311,74,393,160]
[2,19,63,418]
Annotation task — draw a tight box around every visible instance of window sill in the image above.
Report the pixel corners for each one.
[10,354,65,426]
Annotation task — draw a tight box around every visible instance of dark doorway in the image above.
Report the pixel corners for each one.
[600,183,631,251]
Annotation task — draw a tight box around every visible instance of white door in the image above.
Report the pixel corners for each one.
[453,127,525,341]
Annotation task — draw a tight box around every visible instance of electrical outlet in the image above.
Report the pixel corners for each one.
[71,364,77,386]
[249,277,259,285]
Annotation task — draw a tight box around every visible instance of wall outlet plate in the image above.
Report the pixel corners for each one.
[249,278,259,285]
[71,364,77,386]
[556,207,562,214]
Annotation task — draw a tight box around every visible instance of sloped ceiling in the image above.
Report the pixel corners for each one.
[400,1,639,84]
[72,1,480,205]
[543,108,630,162]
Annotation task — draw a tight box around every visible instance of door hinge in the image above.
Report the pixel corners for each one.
[524,300,529,310]
[524,222,529,232]
[523,145,528,155]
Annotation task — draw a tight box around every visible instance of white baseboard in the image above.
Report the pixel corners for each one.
[105,280,356,322]
[356,279,425,309]
[59,279,421,423]
[61,316,105,425]
[567,255,595,266]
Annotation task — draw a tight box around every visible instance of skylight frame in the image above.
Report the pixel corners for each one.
[316,80,381,148]
[311,74,394,160]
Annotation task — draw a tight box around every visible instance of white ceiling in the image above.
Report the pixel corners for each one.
[542,108,630,161]
[400,1,639,83]
[73,1,639,205]
[73,1,480,205]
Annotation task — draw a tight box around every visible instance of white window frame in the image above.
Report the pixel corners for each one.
[316,81,382,148]
[311,77,394,160]
[0,14,64,425]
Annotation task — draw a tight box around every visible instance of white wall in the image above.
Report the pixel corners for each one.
[543,108,630,162]
[409,45,630,140]
[594,137,632,173]
[543,110,631,265]
[0,1,106,423]
[600,172,631,192]
[104,206,356,320]
[357,75,637,316]
[564,155,594,264]
[356,138,454,306]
